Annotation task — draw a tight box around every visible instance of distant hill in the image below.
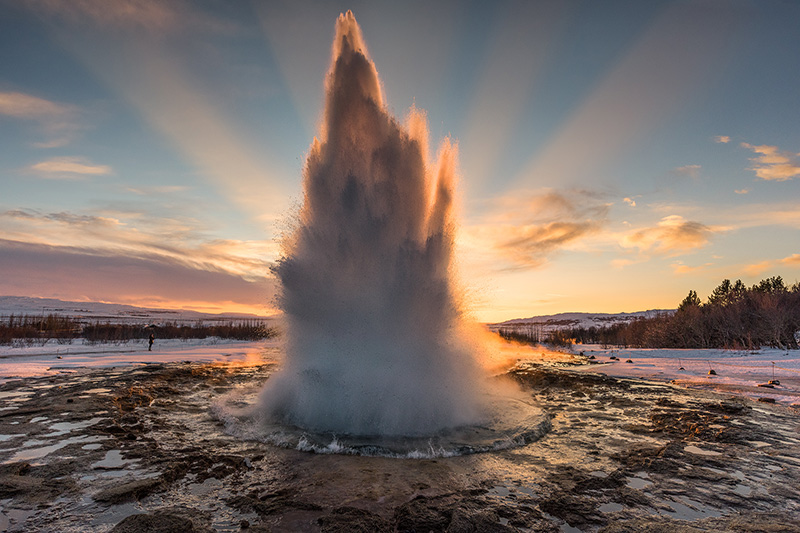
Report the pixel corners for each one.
[0,296,272,324]
[488,310,673,332]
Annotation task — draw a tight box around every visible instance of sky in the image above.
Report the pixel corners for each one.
[1,0,799,322]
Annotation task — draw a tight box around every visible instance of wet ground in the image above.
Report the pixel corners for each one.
[1,360,799,532]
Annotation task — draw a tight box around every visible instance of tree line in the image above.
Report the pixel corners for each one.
[500,276,800,350]
[0,315,277,346]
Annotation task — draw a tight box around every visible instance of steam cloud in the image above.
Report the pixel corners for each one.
[257,11,484,436]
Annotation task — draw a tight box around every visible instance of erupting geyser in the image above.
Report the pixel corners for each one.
[258,11,485,437]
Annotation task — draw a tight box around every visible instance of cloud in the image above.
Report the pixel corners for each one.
[0,207,278,282]
[463,189,608,270]
[623,197,637,207]
[673,164,701,178]
[0,91,80,147]
[22,0,237,33]
[780,254,800,266]
[621,215,715,254]
[0,239,277,315]
[743,260,772,277]
[27,156,112,178]
[741,142,800,181]
[734,188,749,194]
[671,261,710,274]
[715,135,730,143]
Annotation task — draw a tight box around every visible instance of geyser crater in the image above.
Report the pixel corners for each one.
[215,11,549,457]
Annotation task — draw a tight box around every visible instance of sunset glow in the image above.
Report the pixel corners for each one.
[2,1,799,322]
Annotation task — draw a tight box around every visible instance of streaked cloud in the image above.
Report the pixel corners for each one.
[734,188,749,194]
[0,239,276,315]
[28,156,112,178]
[741,142,800,181]
[714,135,730,143]
[0,208,278,282]
[621,215,715,254]
[22,0,237,33]
[0,91,80,147]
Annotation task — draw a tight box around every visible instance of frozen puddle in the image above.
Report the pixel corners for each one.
[5,435,108,464]
[684,445,722,457]
[91,450,138,469]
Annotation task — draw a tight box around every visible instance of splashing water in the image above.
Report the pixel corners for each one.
[215,12,549,454]
[258,11,483,437]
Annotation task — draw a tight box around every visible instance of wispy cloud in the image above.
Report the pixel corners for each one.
[23,0,237,33]
[741,142,800,181]
[28,156,112,178]
[734,188,749,194]
[743,260,772,277]
[623,197,637,207]
[621,215,716,254]
[715,135,730,143]
[673,164,701,178]
[0,91,80,147]
[0,207,279,282]
[463,189,608,270]
[671,261,711,274]
[0,239,276,315]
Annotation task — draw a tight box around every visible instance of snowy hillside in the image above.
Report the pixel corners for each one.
[489,310,673,332]
[0,296,271,323]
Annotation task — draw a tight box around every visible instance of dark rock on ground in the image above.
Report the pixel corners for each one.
[94,478,163,503]
[110,506,214,533]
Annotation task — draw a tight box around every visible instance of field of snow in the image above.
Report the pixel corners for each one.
[571,344,800,407]
[0,338,282,383]
[3,335,799,408]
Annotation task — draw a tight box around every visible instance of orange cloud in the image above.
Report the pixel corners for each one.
[741,142,800,181]
[0,208,278,281]
[621,215,715,254]
[781,254,800,266]
[28,156,112,178]
[671,261,711,274]
[743,260,772,277]
[734,188,749,194]
[0,239,277,316]
[463,189,608,270]
[715,135,730,143]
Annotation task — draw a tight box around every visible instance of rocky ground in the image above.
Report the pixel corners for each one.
[1,361,799,532]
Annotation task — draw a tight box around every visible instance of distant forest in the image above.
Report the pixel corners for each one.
[500,276,800,350]
[0,315,276,346]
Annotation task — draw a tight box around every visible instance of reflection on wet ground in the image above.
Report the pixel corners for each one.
[0,360,798,531]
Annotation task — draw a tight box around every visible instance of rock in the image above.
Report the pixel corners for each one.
[94,478,163,503]
[110,507,214,533]
[318,506,392,533]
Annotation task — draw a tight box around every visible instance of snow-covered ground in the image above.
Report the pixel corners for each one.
[3,337,799,408]
[0,338,282,383]
[570,344,800,407]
